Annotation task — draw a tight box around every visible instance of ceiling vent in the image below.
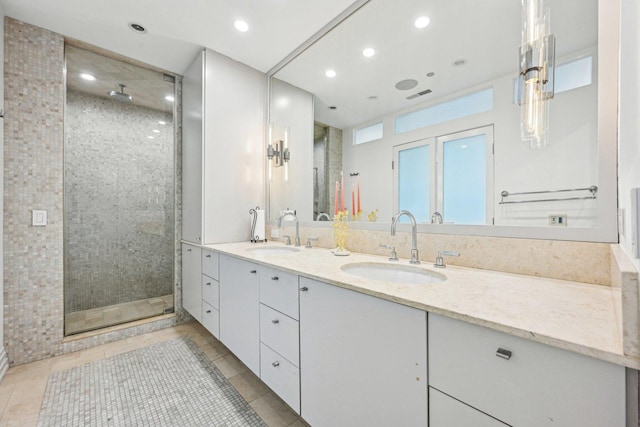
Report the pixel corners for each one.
[406,89,432,100]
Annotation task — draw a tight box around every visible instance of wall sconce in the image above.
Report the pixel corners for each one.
[516,0,555,149]
[267,125,290,181]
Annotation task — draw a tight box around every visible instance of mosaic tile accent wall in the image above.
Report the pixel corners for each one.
[3,17,66,365]
[64,90,174,313]
[4,18,186,366]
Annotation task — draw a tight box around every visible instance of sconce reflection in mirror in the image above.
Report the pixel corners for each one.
[517,0,555,149]
[267,125,290,181]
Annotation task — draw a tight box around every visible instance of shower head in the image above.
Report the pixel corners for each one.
[108,84,133,103]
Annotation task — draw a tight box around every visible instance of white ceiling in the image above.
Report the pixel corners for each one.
[274,0,598,129]
[0,0,358,74]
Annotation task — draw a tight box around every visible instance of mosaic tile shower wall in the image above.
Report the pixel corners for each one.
[64,90,174,313]
[3,17,65,365]
[4,18,184,366]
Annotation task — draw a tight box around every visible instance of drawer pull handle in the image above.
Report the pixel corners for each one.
[496,348,512,360]
[271,276,279,281]
[187,248,192,252]
[272,319,279,324]
[272,361,280,367]
[206,282,211,286]
[250,270,257,274]
[300,287,308,292]
[206,254,212,258]
[206,310,211,314]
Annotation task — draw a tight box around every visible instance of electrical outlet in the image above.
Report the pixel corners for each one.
[271,228,280,238]
[548,214,567,226]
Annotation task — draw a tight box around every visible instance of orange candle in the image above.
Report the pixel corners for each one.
[341,172,345,212]
[357,175,361,213]
[334,181,339,215]
[351,184,355,216]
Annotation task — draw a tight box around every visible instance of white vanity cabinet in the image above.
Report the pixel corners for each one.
[201,249,219,338]
[258,266,300,413]
[428,313,626,427]
[219,254,260,375]
[298,276,428,427]
[429,388,508,427]
[181,243,202,322]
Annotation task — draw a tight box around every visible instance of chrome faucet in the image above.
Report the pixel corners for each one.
[316,212,330,221]
[278,211,300,246]
[431,211,443,224]
[391,210,420,264]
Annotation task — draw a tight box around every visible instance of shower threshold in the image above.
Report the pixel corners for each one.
[65,294,174,336]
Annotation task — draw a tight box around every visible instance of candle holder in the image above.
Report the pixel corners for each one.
[367,209,379,222]
[332,210,350,256]
[352,210,363,221]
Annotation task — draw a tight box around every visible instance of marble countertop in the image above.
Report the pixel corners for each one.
[202,241,639,369]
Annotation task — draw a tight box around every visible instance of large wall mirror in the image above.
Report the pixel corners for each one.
[267,0,618,242]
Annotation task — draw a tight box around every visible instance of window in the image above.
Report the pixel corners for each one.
[393,125,494,224]
[395,88,493,134]
[354,122,383,145]
[397,143,431,222]
[554,55,593,93]
[513,55,594,101]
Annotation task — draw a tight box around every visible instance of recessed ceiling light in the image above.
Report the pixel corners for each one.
[367,96,378,101]
[152,129,160,133]
[234,20,249,32]
[80,73,96,81]
[158,121,167,125]
[414,16,431,29]
[147,135,155,139]
[128,22,147,34]
[426,72,435,77]
[452,58,468,67]
[362,48,376,58]
[325,69,337,78]
[165,95,175,102]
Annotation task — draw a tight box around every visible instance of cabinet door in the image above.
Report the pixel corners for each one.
[181,243,202,322]
[430,387,508,427]
[219,254,260,375]
[429,313,626,427]
[299,277,427,427]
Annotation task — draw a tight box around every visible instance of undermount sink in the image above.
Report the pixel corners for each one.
[246,246,300,255]
[341,262,446,285]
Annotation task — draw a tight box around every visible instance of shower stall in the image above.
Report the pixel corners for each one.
[63,45,177,335]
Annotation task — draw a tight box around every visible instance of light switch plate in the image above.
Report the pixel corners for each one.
[32,209,47,226]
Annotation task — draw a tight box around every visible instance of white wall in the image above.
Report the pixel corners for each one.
[343,50,599,226]
[618,0,640,269]
[268,78,314,221]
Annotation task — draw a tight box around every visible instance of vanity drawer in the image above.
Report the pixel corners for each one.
[430,387,508,427]
[260,343,300,414]
[201,275,219,309]
[260,304,299,366]
[202,249,219,280]
[202,301,219,338]
[428,313,625,427]
[259,266,299,320]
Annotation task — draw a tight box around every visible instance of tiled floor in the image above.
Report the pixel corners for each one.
[0,321,308,427]
[65,295,174,335]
